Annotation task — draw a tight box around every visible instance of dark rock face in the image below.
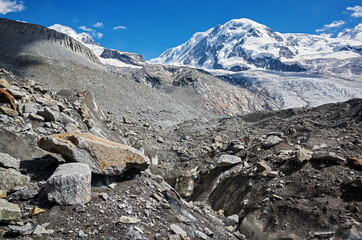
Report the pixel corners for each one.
[100,49,145,66]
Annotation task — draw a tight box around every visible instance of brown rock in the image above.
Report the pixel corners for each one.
[256,161,271,175]
[38,132,150,175]
[347,156,362,170]
[0,106,18,117]
[0,78,10,89]
[0,88,16,110]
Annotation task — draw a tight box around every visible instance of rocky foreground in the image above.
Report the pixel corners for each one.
[0,67,361,240]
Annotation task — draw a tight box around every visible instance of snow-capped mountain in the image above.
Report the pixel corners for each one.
[150,18,362,75]
[49,24,144,69]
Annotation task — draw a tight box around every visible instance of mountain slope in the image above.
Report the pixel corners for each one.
[150,18,362,75]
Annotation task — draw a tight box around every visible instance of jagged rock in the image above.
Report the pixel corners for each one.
[267,171,278,178]
[170,224,187,237]
[19,103,38,115]
[312,151,346,163]
[262,135,283,148]
[0,199,21,222]
[8,223,33,236]
[28,113,45,121]
[123,116,137,124]
[0,152,20,170]
[37,107,60,122]
[225,214,239,226]
[0,190,6,198]
[0,106,18,117]
[8,88,26,99]
[0,78,10,89]
[32,225,48,236]
[204,228,214,236]
[0,88,16,110]
[294,147,313,163]
[194,230,208,239]
[46,163,92,205]
[217,155,242,167]
[256,161,271,174]
[0,168,30,191]
[78,106,92,119]
[10,189,38,200]
[38,132,150,175]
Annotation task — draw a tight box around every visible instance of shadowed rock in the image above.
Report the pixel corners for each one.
[38,132,150,175]
[46,163,91,205]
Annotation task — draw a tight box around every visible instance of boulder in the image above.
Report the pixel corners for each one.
[225,214,239,226]
[0,168,30,191]
[0,199,21,222]
[0,152,20,170]
[46,163,92,205]
[217,155,242,167]
[38,132,150,176]
[0,88,16,110]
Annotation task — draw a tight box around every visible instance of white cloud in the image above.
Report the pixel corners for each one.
[79,26,93,32]
[93,22,104,28]
[347,5,362,17]
[0,0,24,14]
[316,20,345,32]
[319,33,332,38]
[113,25,127,30]
[96,32,103,39]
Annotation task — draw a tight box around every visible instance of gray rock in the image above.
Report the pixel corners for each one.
[99,193,108,201]
[225,214,239,226]
[32,225,48,236]
[294,147,313,163]
[267,171,278,178]
[8,223,33,236]
[11,189,38,200]
[37,107,60,122]
[0,168,30,191]
[0,152,20,170]
[0,199,21,222]
[312,151,346,163]
[20,103,38,114]
[60,113,78,125]
[46,163,92,205]
[170,224,187,237]
[217,155,242,167]
[204,227,214,236]
[78,230,88,238]
[262,135,283,148]
[28,113,45,121]
[8,88,27,99]
[195,230,208,239]
[313,231,335,238]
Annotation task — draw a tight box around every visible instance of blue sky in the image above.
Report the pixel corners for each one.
[0,0,361,60]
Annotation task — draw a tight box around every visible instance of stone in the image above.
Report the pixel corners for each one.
[225,214,239,226]
[0,199,21,222]
[0,88,17,110]
[28,113,44,121]
[123,116,137,124]
[8,87,27,99]
[78,106,92,119]
[78,230,88,238]
[37,107,60,122]
[170,224,187,237]
[347,156,362,170]
[262,135,283,148]
[0,190,7,198]
[217,155,242,167]
[204,227,214,236]
[0,152,20,170]
[20,103,38,115]
[119,216,141,224]
[312,151,346,163]
[11,189,38,200]
[32,225,48,236]
[38,132,150,176]
[0,168,30,191]
[267,171,278,178]
[99,193,108,201]
[0,106,18,117]
[0,78,10,89]
[256,161,271,174]
[46,163,92,205]
[8,223,33,236]
[194,230,208,240]
[294,147,313,163]
[313,231,335,238]
[30,207,45,216]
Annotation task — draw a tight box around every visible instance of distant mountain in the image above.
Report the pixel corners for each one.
[49,24,146,69]
[150,18,362,75]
